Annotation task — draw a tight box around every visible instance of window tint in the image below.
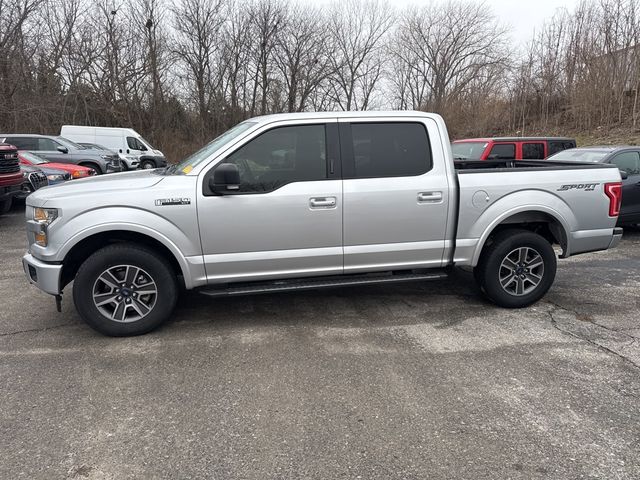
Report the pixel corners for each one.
[38,138,60,150]
[548,141,576,155]
[4,137,38,150]
[225,124,327,192]
[488,143,515,159]
[612,151,640,175]
[522,143,544,159]
[350,122,431,178]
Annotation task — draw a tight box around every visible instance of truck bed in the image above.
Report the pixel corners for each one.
[451,160,621,265]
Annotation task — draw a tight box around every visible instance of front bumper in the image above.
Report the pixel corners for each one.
[105,160,124,173]
[608,227,623,249]
[22,253,62,295]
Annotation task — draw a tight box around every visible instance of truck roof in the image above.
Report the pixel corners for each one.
[246,110,440,124]
[453,137,575,143]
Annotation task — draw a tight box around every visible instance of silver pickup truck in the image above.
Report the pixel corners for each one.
[22,112,624,336]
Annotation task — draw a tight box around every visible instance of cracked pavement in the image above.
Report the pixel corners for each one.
[1,206,639,479]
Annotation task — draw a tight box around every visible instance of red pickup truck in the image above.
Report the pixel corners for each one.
[0,143,23,213]
[451,137,576,161]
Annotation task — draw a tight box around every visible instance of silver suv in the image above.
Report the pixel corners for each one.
[0,134,122,174]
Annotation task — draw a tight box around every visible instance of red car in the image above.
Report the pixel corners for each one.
[18,151,96,178]
[0,143,23,213]
[451,137,576,161]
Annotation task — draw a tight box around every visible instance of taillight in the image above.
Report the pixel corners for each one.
[604,182,622,217]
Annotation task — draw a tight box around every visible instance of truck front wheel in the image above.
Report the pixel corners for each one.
[73,244,178,336]
[474,229,557,308]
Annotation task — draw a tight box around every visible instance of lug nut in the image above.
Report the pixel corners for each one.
[117,296,122,301]
[126,298,131,304]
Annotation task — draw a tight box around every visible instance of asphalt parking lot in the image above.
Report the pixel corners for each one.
[1,205,639,480]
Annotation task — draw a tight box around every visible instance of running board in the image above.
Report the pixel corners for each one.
[198,270,449,298]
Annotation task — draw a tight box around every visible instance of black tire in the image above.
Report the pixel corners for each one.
[140,159,156,169]
[73,243,178,336]
[474,229,557,308]
[0,197,12,214]
[80,162,102,174]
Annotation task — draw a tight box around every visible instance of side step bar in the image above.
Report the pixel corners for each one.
[198,270,449,298]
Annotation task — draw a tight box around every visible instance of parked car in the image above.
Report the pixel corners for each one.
[0,143,23,213]
[61,126,167,170]
[79,142,139,171]
[452,137,576,161]
[0,134,122,174]
[17,164,49,200]
[22,111,623,336]
[19,151,96,179]
[547,146,640,226]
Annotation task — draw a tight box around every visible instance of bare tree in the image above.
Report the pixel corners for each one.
[326,0,393,110]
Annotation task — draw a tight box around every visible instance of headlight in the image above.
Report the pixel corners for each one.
[33,208,59,247]
[46,174,65,182]
[72,170,85,178]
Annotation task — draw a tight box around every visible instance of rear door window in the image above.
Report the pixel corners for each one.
[4,137,38,150]
[487,143,515,160]
[522,143,545,159]
[611,151,640,175]
[348,122,431,178]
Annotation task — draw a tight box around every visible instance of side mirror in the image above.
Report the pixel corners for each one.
[619,169,628,180]
[210,163,240,194]
[57,146,68,154]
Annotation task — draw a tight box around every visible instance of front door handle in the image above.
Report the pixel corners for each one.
[309,197,337,209]
[418,191,443,203]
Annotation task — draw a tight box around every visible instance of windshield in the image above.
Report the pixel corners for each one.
[139,136,155,150]
[56,136,85,150]
[21,151,48,165]
[451,142,488,160]
[547,149,610,163]
[173,121,257,174]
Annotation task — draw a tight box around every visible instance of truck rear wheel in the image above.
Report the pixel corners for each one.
[474,229,556,308]
[73,244,178,336]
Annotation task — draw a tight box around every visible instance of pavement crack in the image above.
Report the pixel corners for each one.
[0,322,76,337]
[546,304,640,370]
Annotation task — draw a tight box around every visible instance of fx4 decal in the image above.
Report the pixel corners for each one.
[557,183,599,192]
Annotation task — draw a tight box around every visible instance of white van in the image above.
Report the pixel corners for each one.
[60,126,167,170]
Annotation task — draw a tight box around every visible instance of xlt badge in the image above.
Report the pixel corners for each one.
[155,198,191,206]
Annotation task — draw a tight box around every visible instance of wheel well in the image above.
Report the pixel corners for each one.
[78,162,101,173]
[482,211,567,257]
[60,231,183,289]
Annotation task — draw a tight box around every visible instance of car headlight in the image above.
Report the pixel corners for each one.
[33,207,59,247]
[72,170,86,178]
[46,174,65,182]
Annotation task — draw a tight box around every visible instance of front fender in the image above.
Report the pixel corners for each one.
[33,206,206,289]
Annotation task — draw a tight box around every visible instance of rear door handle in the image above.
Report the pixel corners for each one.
[309,197,337,209]
[418,191,443,203]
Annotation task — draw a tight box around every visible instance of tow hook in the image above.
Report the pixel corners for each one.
[55,294,62,313]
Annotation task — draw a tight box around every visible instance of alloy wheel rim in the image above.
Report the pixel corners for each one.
[92,265,158,322]
[498,247,544,296]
